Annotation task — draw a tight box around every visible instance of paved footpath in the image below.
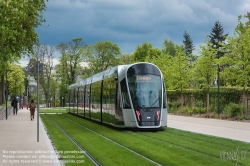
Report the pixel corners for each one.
[0,108,61,166]
[168,114,250,143]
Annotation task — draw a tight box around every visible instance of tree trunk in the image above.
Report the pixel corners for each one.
[243,90,248,115]
[0,75,5,104]
[206,93,210,113]
[181,93,184,107]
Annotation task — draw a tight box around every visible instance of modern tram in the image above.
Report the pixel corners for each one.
[67,62,167,129]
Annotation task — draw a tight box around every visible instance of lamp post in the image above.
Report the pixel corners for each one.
[217,65,220,114]
[5,69,12,119]
[62,97,64,107]
[54,94,56,108]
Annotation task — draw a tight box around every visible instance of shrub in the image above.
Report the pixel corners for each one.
[168,101,181,113]
[195,100,203,108]
[224,103,243,118]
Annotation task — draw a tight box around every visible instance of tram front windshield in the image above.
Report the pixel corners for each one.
[128,75,162,108]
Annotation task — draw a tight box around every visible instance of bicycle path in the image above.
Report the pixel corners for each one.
[168,114,250,143]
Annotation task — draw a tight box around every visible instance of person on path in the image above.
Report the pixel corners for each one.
[29,99,36,121]
[11,97,18,115]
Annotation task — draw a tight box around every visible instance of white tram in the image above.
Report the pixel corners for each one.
[67,62,167,129]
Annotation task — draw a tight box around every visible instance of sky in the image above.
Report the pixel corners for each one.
[20,0,250,66]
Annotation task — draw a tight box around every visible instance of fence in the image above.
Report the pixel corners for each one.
[0,106,13,120]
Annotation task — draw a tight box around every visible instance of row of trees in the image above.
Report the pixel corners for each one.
[0,0,47,104]
[25,13,250,115]
[1,1,249,115]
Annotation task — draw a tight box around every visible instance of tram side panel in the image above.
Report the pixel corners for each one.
[102,74,124,126]
[119,78,137,127]
[78,87,85,115]
[90,81,102,121]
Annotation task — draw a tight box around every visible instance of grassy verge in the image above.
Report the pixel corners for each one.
[40,114,95,166]
[40,108,68,113]
[42,113,250,166]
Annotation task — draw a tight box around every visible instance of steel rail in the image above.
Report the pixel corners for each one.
[46,114,101,166]
[63,115,162,166]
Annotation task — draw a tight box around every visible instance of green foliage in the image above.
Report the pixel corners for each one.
[152,54,172,88]
[224,103,243,118]
[56,38,86,85]
[196,40,218,90]
[183,31,195,56]
[208,20,228,58]
[167,87,242,114]
[133,42,161,62]
[8,64,26,96]
[162,39,178,56]
[119,53,134,64]
[0,0,47,70]
[86,41,121,74]
[168,101,181,113]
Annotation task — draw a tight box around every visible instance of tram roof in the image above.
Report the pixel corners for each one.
[68,62,160,90]
[68,64,129,89]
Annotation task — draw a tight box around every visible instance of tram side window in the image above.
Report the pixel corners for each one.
[120,78,131,109]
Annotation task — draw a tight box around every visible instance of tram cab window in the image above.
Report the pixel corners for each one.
[128,75,161,108]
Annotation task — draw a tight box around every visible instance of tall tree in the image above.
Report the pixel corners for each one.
[120,53,134,65]
[152,54,172,88]
[56,38,86,85]
[85,41,121,74]
[195,40,218,113]
[162,39,179,57]
[56,38,86,106]
[183,31,195,60]
[208,20,228,58]
[133,42,161,62]
[0,0,47,104]
[27,43,56,106]
[220,13,250,114]
[169,47,192,106]
[7,64,26,97]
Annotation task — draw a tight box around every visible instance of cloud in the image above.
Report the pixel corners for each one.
[36,0,248,54]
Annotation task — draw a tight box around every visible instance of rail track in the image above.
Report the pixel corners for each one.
[45,114,162,166]
[42,113,249,166]
[45,114,102,166]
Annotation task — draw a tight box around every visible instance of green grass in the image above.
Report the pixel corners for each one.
[41,113,250,166]
[41,114,95,166]
[39,108,68,113]
[43,114,157,165]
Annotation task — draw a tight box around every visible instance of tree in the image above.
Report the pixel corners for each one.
[162,39,179,56]
[56,38,86,85]
[120,53,134,65]
[7,64,26,97]
[195,40,218,112]
[0,0,47,104]
[220,13,250,114]
[152,54,172,89]
[208,20,228,58]
[169,47,192,106]
[27,43,56,106]
[183,31,195,60]
[85,41,121,74]
[56,38,86,104]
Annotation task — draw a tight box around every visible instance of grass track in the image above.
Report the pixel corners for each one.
[41,113,250,166]
[42,114,158,166]
[41,114,95,166]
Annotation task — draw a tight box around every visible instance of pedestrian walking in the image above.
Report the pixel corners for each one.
[11,97,18,115]
[29,99,36,121]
